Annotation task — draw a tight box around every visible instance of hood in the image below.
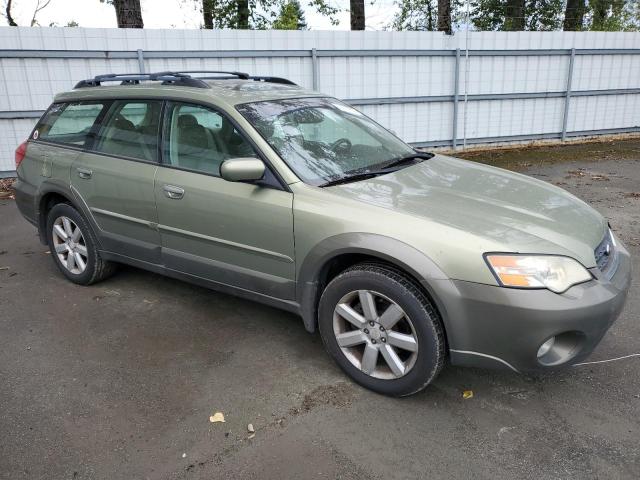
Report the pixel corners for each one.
[329,154,607,268]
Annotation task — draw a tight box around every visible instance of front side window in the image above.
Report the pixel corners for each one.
[236,97,415,186]
[163,102,257,176]
[36,102,106,146]
[93,100,162,161]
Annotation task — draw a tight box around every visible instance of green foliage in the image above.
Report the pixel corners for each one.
[587,0,639,30]
[526,0,564,30]
[391,0,438,30]
[273,0,308,29]
[469,0,639,31]
[469,0,506,31]
[200,0,338,29]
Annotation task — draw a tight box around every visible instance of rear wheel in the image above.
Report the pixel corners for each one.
[46,203,115,285]
[318,263,445,396]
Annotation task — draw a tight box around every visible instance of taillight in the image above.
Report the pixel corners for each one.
[15,141,28,168]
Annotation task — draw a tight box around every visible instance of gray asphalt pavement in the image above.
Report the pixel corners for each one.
[1,141,639,479]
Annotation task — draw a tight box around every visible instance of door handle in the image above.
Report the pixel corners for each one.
[76,167,92,179]
[163,184,185,200]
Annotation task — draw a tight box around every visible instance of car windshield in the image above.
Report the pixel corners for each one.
[236,97,417,186]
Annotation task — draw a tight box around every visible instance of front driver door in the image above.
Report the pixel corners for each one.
[154,101,295,300]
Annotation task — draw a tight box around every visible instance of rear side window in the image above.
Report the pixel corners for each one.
[36,102,106,146]
[93,100,162,162]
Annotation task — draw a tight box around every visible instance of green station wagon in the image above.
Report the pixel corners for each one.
[14,71,631,396]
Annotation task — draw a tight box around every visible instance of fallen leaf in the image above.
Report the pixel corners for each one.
[209,412,225,423]
[0,266,9,270]
[463,390,474,399]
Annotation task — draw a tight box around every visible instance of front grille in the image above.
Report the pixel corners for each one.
[594,229,617,277]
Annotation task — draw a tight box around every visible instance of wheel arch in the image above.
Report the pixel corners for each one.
[296,233,451,336]
[37,183,102,249]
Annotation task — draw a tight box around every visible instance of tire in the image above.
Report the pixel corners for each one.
[46,202,116,285]
[318,263,445,397]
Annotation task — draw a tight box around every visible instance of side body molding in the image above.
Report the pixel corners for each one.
[296,233,451,333]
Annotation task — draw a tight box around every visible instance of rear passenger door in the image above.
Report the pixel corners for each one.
[154,102,296,300]
[71,100,162,264]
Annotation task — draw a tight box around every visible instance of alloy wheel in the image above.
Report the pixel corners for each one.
[51,216,88,275]
[333,290,419,380]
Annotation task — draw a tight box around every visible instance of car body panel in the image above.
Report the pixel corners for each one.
[71,150,161,264]
[154,165,296,300]
[317,154,607,283]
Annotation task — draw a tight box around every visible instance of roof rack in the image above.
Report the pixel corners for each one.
[168,70,251,80]
[169,71,297,85]
[74,72,210,89]
[73,71,298,89]
[249,76,297,85]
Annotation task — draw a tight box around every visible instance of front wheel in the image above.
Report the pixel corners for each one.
[318,263,445,397]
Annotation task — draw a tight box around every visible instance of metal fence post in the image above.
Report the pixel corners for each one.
[311,48,319,90]
[561,48,575,141]
[137,49,145,74]
[452,48,460,149]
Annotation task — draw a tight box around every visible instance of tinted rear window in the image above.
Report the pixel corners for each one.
[36,102,106,147]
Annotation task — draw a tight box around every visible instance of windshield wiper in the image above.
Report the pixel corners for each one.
[319,152,433,188]
[382,152,433,170]
[319,170,392,188]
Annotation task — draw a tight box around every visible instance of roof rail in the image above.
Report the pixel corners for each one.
[168,70,251,80]
[169,71,297,85]
[248,76,297,86]
[73,71,297,89]
[74,72,210,89]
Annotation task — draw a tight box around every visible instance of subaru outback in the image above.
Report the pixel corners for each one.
[14,71,631,396]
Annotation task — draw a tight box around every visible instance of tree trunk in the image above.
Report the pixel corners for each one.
[203,0,214,29]
[5,0,18,26]
[563,0,585,30]
[237,0,249,29]
[350,0,365,30]
[504,0,525,31]
[113,0,144,28]
[437,0,451,34]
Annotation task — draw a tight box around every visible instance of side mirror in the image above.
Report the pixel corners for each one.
[220,158,266,182]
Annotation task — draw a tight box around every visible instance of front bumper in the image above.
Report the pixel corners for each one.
[430,243,632,373]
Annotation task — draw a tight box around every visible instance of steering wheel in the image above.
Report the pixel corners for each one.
[330,138,352,154]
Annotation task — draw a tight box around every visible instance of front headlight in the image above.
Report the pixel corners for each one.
[485,254,592,293]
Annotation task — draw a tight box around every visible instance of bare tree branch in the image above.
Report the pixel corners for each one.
[5,0,18,26]
[30,0,52,26]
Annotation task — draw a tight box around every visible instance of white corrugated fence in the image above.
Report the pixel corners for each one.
[1,27,639,174]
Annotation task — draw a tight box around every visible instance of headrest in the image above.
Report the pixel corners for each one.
[113,115,135,132]
[178,114,198,128]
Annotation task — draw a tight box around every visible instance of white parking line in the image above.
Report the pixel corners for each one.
[573,353,640,366]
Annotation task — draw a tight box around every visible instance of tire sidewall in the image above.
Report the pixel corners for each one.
[46,203,98,285]
[318,267,443,397]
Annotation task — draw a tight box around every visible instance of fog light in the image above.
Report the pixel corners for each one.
[537,337,556,359]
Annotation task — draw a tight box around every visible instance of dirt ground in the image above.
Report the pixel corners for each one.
[1,140,639,479]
